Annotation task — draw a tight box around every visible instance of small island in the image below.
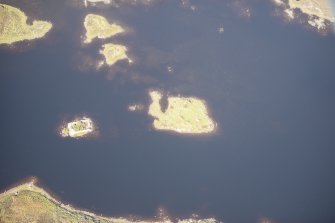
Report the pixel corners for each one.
[0,181,219,223]
[83,14,124,43]
[60,117,95,138]
[148,91,216,134]
[0,4,52,45]
[100,43,131,66]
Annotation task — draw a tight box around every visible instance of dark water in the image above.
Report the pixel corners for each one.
[1,0,335,223]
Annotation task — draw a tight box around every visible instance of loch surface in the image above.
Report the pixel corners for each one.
[1,1,335,223]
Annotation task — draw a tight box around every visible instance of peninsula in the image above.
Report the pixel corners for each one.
[0,181,219,223]
[60,116,95,138]
[148,91,216,134]
[100,43,131,66]
[0,4,52,44]
[83,14,124,43]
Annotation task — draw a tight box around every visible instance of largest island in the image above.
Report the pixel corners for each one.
[148,91,216,134]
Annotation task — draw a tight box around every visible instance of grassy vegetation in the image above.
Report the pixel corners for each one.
[71,120,89,131]
[0,183,125,223]
[0,4,52,44]
[84,14,124,43]
[148,91,216,134]
[0,182,219,223]
[100,43,130,66]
